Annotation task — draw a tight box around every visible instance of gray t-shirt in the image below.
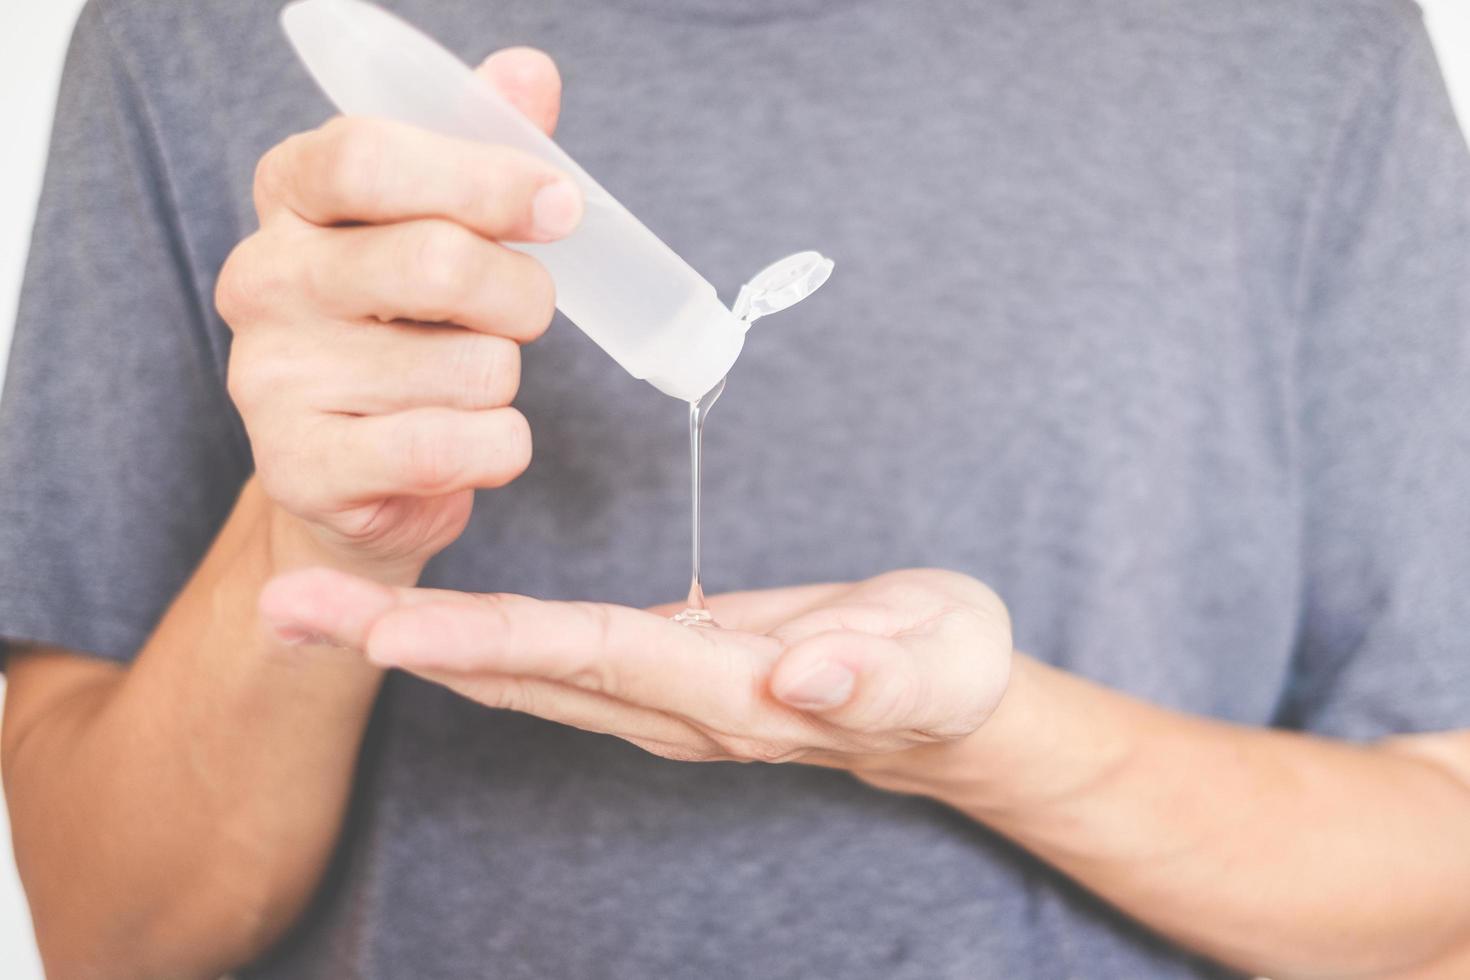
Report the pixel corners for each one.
[3,0,1468,976]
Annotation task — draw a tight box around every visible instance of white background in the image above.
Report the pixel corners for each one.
[1,1,1468,975]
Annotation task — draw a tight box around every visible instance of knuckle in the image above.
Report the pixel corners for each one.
[447,151,499,227]
[488,678,536,715]
[471,592,520,644]
[293,249,334,311]
[561,664,616,697]
[488,410,532,484]
[224,347,258,411]
[225,330,308,417]
[225,335,277,413]
[248,414,346,522]
[456,147,537,232]
[518,259,557,337]
[215,267,250,327]
[556,604,618,695]
[714,735,803,766]
[217,233,303,328]
[408,224,482,319]
[490,339,523,402]
[454,335,520,407]
[586,600,615,649]
[328,502,391,544]
[215,239,267,326]
[319,117,387,208]
[251,142,292,214]
[401,422,463,494]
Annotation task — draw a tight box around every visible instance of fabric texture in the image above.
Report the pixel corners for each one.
[1,0,1467,976]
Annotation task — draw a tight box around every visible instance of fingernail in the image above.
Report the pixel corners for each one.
[531,177,582,239]
[779,661,855,710]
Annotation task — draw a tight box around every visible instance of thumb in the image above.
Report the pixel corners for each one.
[477,47,563,136]
[259,568,484,649]
[769,631,921,730]
[258,567,403,649]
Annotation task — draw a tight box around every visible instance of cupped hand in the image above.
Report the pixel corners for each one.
[217,48,580,577]
[258,568,1012,771]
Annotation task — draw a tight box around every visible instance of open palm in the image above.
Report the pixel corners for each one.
[260,567,1012,768]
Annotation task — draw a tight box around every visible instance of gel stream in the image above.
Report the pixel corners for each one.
[671,252,834,628]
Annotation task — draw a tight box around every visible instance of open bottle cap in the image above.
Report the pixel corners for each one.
[642,251,834,402]
[733,251,835,326]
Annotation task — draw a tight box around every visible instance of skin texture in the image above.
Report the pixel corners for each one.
[4,46,1469,980]
[220,48,578,575]
[259,567,1014,767]
[1,49,578,979]
[264,568,1470,980]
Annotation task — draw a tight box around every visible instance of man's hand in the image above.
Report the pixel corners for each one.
[6,55,578,975]
[216,48,582,577]
[258,568,1013,768]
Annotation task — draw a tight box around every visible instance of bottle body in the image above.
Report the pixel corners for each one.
[518,201,744,400]
[282,0,745,401]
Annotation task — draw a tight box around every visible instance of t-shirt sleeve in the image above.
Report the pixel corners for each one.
[1278,16,1470,739]
[0,1,250,665]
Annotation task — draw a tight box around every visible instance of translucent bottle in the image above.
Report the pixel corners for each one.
[281,0,746,402]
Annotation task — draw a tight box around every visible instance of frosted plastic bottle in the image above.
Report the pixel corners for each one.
[280,0,746,402]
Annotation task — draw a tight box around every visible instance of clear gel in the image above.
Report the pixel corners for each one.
[672,378,727,628]
[670,252,834,629]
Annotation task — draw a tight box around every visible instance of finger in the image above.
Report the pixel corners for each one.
[476,47,562,136]
[769,630,895,718]
[364,596,781,718]
[258,567,467,647]
[261,568,739,760]
[770,617,1005,738]
[290,220,557,341]
[298,406,533,507]
[306,320,523,413]
[412,668,715,756]
[254,117,583,242]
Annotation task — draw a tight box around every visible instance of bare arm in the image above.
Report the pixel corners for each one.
[864,656,1470,979]
[3,481,386,978]
[261,568,1470,979]
[1,48,577,978]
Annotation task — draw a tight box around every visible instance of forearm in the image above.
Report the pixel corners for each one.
[863,655,1470,978]
[3,479,396,978]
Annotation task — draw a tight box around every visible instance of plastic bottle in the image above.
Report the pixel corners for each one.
[280,0,748,402]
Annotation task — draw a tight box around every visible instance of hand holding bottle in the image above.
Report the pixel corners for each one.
[216,48,580,576]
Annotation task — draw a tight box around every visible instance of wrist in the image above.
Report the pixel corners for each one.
[134,477,391,705]
[852,655,1129,820]
[255,483,426,588]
